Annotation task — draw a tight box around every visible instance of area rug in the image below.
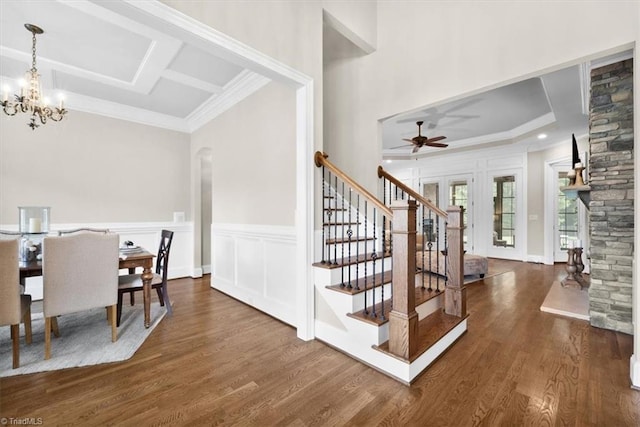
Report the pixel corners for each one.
[540,281,589,321]
[0,303,166,378]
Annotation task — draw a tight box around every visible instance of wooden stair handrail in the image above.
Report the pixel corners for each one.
[377,165,448,219]
[315,152,393,218]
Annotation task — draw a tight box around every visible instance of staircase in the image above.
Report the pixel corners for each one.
[313,152,468,384]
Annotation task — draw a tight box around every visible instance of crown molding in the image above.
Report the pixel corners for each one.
[66,91,190,133]
[186,70,269,132]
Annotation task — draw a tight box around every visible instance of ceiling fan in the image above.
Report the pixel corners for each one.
[402,121,447,153]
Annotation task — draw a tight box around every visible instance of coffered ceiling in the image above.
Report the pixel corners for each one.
[0,0,270,133]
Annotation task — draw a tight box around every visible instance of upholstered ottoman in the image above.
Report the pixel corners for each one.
[463,254,488,277]
[416,250,488,277]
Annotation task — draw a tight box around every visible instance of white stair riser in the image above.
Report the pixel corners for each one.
[314,269,393,313]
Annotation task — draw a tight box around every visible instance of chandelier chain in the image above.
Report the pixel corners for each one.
[31,31,37,73]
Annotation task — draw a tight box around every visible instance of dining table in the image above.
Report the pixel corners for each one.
[19,248,157,328]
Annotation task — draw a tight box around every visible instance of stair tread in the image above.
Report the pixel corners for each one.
[327,271,391,295]
[325,236,375,245]
[373,310,468,363]
[346,278,444,326]
[313,251,390,269]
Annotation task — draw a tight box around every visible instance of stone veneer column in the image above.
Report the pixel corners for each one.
[589,58,634,334]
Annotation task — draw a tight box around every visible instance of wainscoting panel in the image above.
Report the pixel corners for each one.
[1,221,195,301]
[211,224,297,327]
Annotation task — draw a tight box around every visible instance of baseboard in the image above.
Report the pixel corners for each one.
[527,255,545,264]
[202,264,211,274]
[631,354,640,389]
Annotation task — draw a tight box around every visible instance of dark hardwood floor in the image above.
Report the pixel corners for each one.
[1,260,639,426]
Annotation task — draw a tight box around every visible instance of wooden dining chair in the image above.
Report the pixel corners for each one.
[117,230,174,326]
[43,231,119,360]
[0,239,33,369]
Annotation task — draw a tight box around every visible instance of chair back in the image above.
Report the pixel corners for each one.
[0,239,20,326]
[155,230,174,280]
[58,228,110,235]
[0,230,22,240]
[43,231,119,317]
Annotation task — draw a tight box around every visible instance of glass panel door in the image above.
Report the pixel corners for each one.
[493,175,516,247]
[555,171,579,261]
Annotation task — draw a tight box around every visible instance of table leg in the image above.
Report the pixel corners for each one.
[141,266,153,328]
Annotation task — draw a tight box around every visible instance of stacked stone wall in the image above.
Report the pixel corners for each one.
[589,58,634,334]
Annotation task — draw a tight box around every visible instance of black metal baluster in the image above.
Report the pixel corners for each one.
[381,213,386,315]
[371,208,377,319]
[389,218,393,309]
[321,165,326,264]
[374,208,382,320]
[347,188,353,289]
[421,204,426,290]
[326,172,333,265]
[333,175,338,265]
[443,220,448,292]
[363,200,368,315]
[355,194,360,291]
[341,181,345,286]
[427,209,433,292]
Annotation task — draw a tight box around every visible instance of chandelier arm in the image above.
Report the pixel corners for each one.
[2,102,19,116]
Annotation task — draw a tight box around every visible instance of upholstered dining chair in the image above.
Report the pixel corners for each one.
[0,238,33,368]
[42,231,119,360]
[58,227,109,235]
[117,229,174,326]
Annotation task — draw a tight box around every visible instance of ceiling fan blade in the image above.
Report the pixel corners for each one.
[426,136,447,143]
[424,142,448,148]
[402,138,415,143]
[412,145,420,153]
[388,144,410,150]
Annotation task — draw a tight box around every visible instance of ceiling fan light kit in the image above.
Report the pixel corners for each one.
[1,24,68,130]
[402,121,448,153]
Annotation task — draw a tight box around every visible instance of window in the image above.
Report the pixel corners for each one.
[557,172,578,249]
[449,181,468,243]
[493,175,515,247]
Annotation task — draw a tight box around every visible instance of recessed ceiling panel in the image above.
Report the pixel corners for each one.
[0,1,150,81]
[168,44,244,87]
[384,77,552,149]
[55,72,211,118]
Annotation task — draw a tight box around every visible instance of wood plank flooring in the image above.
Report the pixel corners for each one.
[1,259,639,426]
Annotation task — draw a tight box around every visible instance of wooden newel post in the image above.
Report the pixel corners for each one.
[389,199,418,359]
[445,206,466,318]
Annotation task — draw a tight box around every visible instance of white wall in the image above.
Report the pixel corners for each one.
[191,81,298,325]
[191,82,296,226]
[324,1,638,192]
[0,110,191,224]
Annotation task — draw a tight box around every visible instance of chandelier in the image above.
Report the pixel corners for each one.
[1,24,67,130]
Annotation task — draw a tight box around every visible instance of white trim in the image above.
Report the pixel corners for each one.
[527,255,544,264]
[186,70,270,132]
[632,34,639,390]
[296,82,315,341]
[323,10,376,55]
[63,92,191,133]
